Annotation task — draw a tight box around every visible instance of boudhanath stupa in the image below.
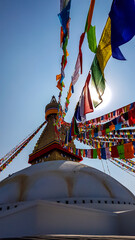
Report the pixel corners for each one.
[0,96,135,239]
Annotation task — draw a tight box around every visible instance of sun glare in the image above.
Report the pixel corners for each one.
[91,85,112,110]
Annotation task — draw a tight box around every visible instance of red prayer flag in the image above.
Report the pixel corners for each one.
[128,108,135,125]
[84,72,94,114]
[87,0,95,32]
[79,32,85,74]
[124,142,134,159]
[111,146,119,158]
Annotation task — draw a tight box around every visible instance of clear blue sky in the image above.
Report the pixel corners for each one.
[0,0,135,194]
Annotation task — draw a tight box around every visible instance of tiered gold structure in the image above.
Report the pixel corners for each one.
[29,96,82,164]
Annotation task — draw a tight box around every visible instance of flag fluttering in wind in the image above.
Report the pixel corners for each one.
[62,0,96,119]
[109,0,135,60]
[85,0,97,53]
[75,72,94,122]
[56,0,71,93]
[91,0,135,107]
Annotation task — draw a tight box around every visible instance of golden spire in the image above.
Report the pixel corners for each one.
[29,96,82,164]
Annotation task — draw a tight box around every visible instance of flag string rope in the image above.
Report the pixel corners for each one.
[0,121,46,172]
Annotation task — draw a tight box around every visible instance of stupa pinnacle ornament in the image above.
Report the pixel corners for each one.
[29,96,82,164]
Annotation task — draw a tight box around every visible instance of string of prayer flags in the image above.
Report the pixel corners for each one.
[110,159,135,174]
[66,141,135,163]
[109,0,135,60]
[56,0,72,127]
[111,158,135,173]
[62,0,96,119]
[0,134,31,165]
[78,102,135,129]
[56,0,71,93]
[0,121,46,173]
[78,0,96,74]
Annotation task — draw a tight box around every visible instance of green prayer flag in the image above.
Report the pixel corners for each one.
[87,25,97,53]
[105,128,110,134]
[117,145,125,159]
[66,98,70,104]
[74,117,79,135]
[91,55,106,107]
[63,35,68,60]
[93,149,97,158]
[81,149,83,156]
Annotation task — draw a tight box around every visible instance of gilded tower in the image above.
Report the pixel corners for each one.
[29,96,82,164]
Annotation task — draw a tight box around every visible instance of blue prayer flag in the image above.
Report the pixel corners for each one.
[109,0,135,60]
[58,0,71,35]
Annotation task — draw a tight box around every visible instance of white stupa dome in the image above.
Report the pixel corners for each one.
[0,160,134,207]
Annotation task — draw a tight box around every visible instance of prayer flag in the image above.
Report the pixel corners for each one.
[84,72,94,114]
[58,0,71,35]
[101,148,106,159]
[67,83,72,100]
[71,116,79,137]
[87,149,92,158]
[60,0,70,12]
[93,149,97,158]
[79,32,85,74]
[74,102,81,121]
[117,145,125,159]
[111,145,119,158]
[56,74,61,81]
[80,92,86,122]
[96,17,112,74]
[87,25,97,53]
[71,54,80,85]
[105,147,111,159]
[109,0,135,60]
[91,55,105,107]
[86,0,95,32]
[124,142,134,159]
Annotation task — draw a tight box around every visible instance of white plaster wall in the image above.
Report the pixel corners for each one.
[72,173,110,198]
[35,201,118,235]
[0,161,135,204]
[118,209,135,235]
[0,182,19,204]
[0,203,38,238]
[0,200,118,238]
[26,174,68,200]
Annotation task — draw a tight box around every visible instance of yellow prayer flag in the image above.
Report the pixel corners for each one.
[96,17,112,74]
